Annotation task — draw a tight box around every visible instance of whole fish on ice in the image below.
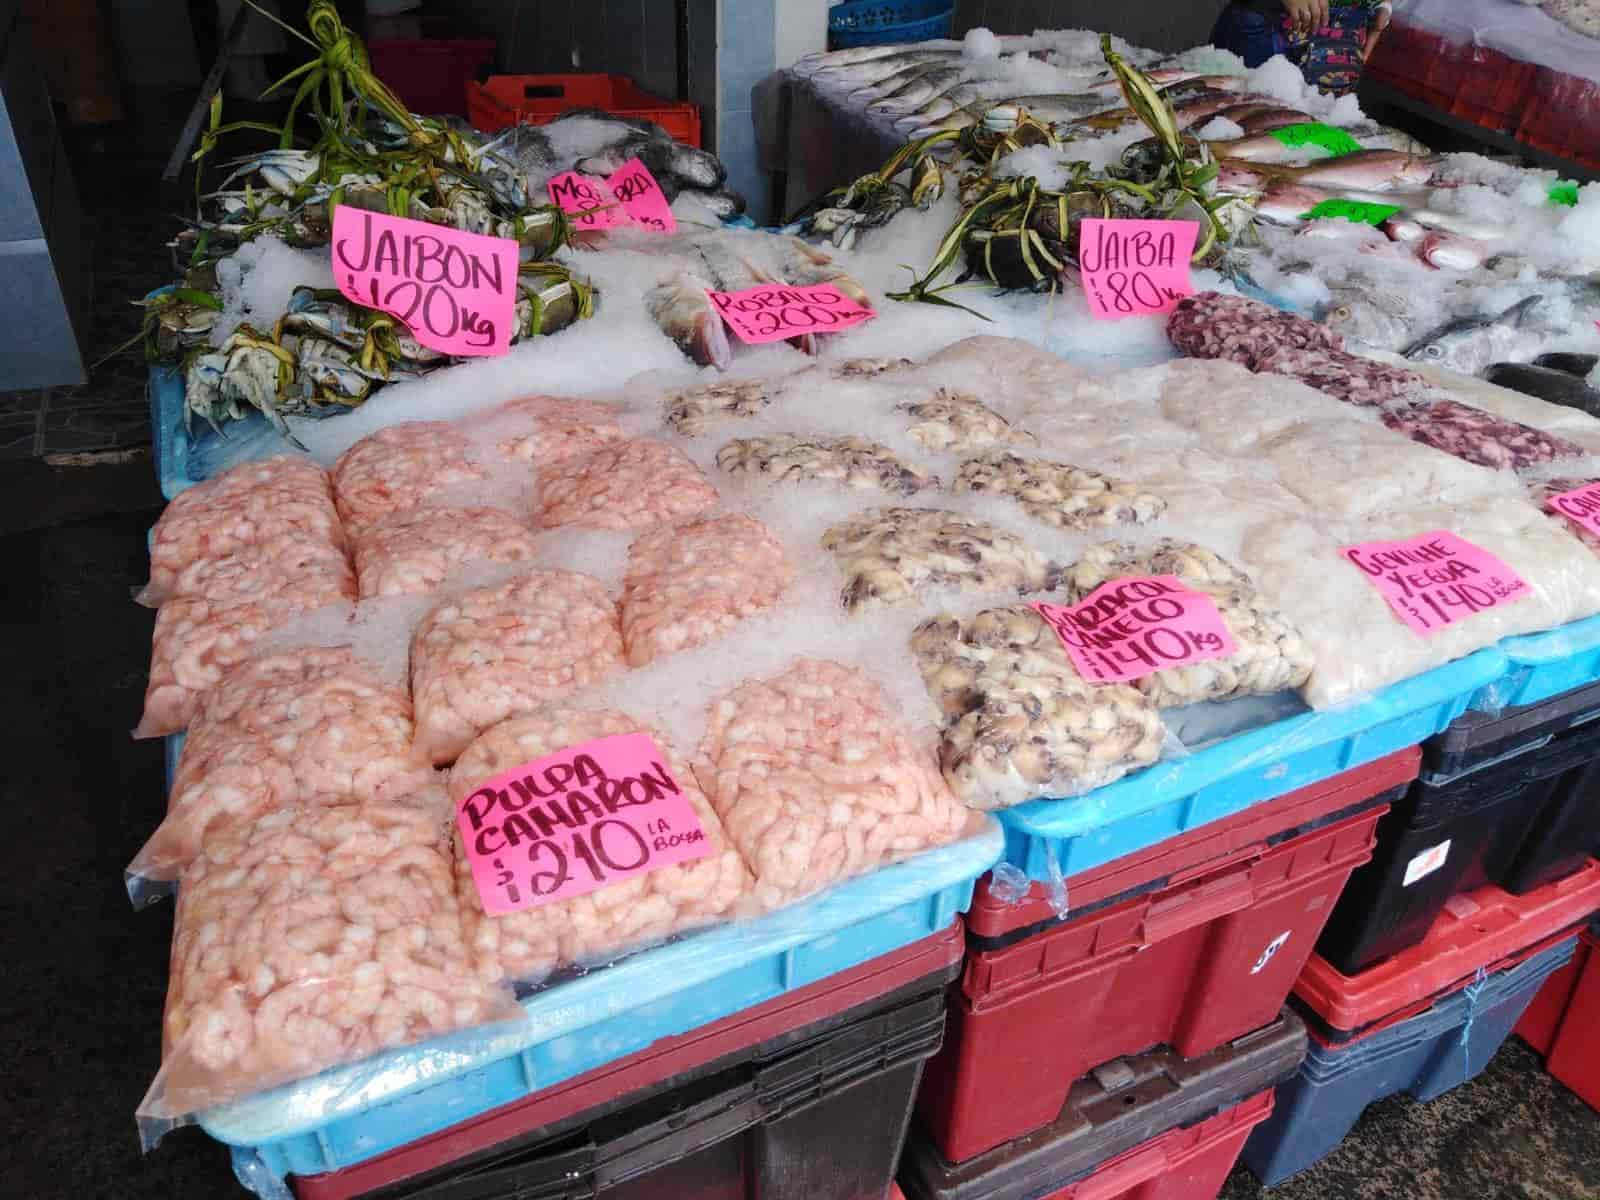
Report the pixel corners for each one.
[1401,296,1545,375]
[1484,363,1600,416]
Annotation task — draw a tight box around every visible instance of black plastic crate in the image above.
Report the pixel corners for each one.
[1317,723,1600,974]
[899,1011,1307,1200]
[368,980,951,1200]
[1424,677,1600,779]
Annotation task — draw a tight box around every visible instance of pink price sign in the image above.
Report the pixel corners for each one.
[455,732,712,916]
[1078,218,1199,320]
[332,207,518,356]
[708,282,875,345]
[1031,575,1238,684]
[606,158,677,233]
[547,170,635,231]
[1343,530,1531,637]
[1547,481,1600,540]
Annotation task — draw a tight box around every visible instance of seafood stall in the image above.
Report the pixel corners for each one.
[126,7,1600,1199]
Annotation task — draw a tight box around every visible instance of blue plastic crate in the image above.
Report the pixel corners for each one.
[828,1,954,49]
[200,822,1002,1185]
[996,647,1507,881]
[1242,936,1576,1186]
[1490,613,1600,710]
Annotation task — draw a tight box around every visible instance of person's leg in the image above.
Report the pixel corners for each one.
[1210,3,1288,68]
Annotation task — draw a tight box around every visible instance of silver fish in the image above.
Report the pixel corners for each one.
[796,44,957,79]
[893,82,992,129]
[1315,286,1418,351]
[847,60,948,104]
[647,273,731,369]
[866,67,965,115]
[1401,296,1545,375]
[809,51,961,90]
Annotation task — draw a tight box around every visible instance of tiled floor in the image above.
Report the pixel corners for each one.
[2,88,223,459]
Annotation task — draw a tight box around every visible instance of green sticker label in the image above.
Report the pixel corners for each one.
[1300,198,1403,226]
[1270,122,1365,158]
[1550,182,1580,207]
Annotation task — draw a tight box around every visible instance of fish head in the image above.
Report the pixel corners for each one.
[1314,288,1414,351]
[1401,295,1545,374]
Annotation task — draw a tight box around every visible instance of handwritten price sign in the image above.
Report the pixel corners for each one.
[1344,531,1531,637]
[547,170,634,231]
[607,158,676,233]
[333,207,517,357]
[1550,481,1600,541]
[708,282,876,345]
[1079,218,1198,320]
[546,161,675,234]
[1032,575,1238,684]
[456,732,712,916]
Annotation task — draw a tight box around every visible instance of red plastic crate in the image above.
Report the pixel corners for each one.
[467,74,701,146]
[917,776,1399,1163]
[1542,926,1600,1109]
[1294,861,1600,1043]
[1365,21,1533,131]
[367,38,496,117]
[1036,1089,1276,1200]
[293,920,964,1199]
[1515,928,1590,1054]
[1515,68,1600,172]
[967,748,1420,940]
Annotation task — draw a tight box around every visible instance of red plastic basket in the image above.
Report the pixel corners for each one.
[1294,860,1600,1043]
[1035,1089,1276,1200]
[1546,925,1600,1110]
[1516,68,1600,172]
[467,74,701,146]
[367,38,496,117]
[966,748,1421,940]
[917,756,1406,1164]
[1515,928,1589,1055]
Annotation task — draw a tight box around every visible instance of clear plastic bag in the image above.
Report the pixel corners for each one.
[910,605,1166,810]
[619,514,793,666]
[135,589,354,738]
[129,648,433,895]
[536,438,720,530]
[411,569,627,766]
[694,658,986,907]
[353,506,542,599]
[136,796,523,1144]
[141,456,344,608]
[448,707,754,985]
[332,421,489,535]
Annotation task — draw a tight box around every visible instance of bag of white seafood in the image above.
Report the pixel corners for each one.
[1240,494,1600,708]
[127,648,435,901]
[448,708,754,985]
[411,569,628,766]
[693,659,985,909]
[136,793,524,1144]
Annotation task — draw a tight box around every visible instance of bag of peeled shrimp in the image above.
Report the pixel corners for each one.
[137,792,524,1142]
